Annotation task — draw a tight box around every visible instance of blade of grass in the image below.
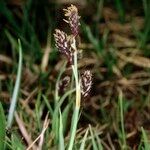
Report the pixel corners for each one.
[55,62,67,103]
[53,61,67,145]
[0,103,6,150]
[62,103,71,134]
[52,88,75,144]
[42,95,53,116]
[11,134,25,150]
[79,128,89,150]
[139,0,150,48]
[68,107,80,150]
[53,89,75,119]
[59,109,65,150]
[4,136,13,150]
[5,30,18,51]
[94,0,104,38]
[35,92,42,131]
[84,25,102,53]
[53,89,75,121]
[115,0,125,23]
[143,0,148,16]
[89,125,98,150]
[7,39,23,129]
[118,90,127,150]
[141,127,150,150]
[0,1,19,31]
[95,130,103,150]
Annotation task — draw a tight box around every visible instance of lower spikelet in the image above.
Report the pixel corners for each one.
[81,70,92,98]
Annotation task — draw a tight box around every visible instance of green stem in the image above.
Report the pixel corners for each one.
[68,107,80,150]
[68,51,81,150]
[55,62,67,103]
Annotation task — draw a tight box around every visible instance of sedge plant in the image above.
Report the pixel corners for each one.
[54,5,92,149]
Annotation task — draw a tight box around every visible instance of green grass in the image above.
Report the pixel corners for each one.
[7,39,23,129]
[0,103,6,150]
[0,0,150,149]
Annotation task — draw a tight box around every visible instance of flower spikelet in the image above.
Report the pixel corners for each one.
[63,4,80,37]
[54,29,73,64]
[81,70,92,98]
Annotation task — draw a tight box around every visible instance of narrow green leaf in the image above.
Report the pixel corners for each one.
[118,90,127,150]
[62,104,71,134]
[95,131,103,150]
[141,127,150,150]
[115,0,125,23]
[0,103,6,150]
[68,107,80,150]
[59,109,64,150]
[7,39,23,129]
[89,125,98,150]
[52,88,75,134]
[11,134,25,150]
[79,128,89,150]
[35,92,42,130]
[0,1,19,31]
[42,95,53,116]
[85,26,100,52]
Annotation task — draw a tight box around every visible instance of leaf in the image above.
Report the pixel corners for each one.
[59,109,64,150]
[79,128,89,150]
[89,125,98,150]
[7,39,23,128]
[0,103,6,150]
[141,127,150,150]
[11,133,25,150]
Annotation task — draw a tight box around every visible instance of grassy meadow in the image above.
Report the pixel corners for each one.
[0,0,150,149]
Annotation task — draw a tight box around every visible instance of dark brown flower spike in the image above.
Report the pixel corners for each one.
[54,29,73,64]
[81,70,92,98]
[63,4,80,37]
[54,5,93,99]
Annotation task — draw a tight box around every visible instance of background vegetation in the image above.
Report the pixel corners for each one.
[0,0,150,149]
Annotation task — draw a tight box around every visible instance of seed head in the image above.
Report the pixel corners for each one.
[63,4,80,37]
[81,70,92,98]
[54,29,73,64]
